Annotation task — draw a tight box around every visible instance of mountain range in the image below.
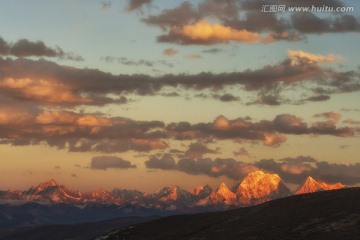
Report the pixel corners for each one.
[0,171,345,208]
[0,170,345,230]
[1,188,359,240]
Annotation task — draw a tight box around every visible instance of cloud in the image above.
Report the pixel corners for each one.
[185,142,218,159]
[291,13,360,34]
[341,108,360,112]
[101,1,111,11]
[145,153,177,170]
[201,48,224,54]
[102,56,173,68]
[163,48,178,57]
[0,54,356,154]
[233,147,250,157]
[215,93,240,102]
[314,112,342,121]
[158,20,271,45]
[304,95,331,102]
[0,37,83,61]
[263,133,287,147]
[143,2,200,30]
[125,0,152,11]
[288,50,340,64]
[273,114,308,134]
[139,0,359,45]
[281,156,318,163]
[145,154,258,180]
[1,54,358,107]
[0,37,10,55]
[271,114,353,137]
[255,156,360,185]
[0,106,355,153]
[343,119,360,125]
[90,156,136,170]
[184,54,202,60]
[0,77,92,104]
[0,107,169,153]
[166,114,354,148]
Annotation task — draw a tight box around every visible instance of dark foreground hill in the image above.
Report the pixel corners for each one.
[103,188,360,240]
[0,216,159,240]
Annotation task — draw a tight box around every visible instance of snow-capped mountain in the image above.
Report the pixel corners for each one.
[23,179,83,203]
[191,185,212,199]
[192,183,237,207]
[0,189,23,200]
[295,176,345,195]
[148,185,193,209]
[216,182,236,204]
[0,172,346,210]
[83,188,124,204]
[112,188,145,203]
[236,171,291,205]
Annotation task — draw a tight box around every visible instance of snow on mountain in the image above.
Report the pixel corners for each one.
[193,183,236,206]
[0,189,23,200]
[216,182,236,204]
[23,179,83,203]
[236,171,291,205]
[112,189,145,203]
[295,176,345,195]
[191,185,212,202]
[196,191,226,206]
[148,186,193,209]
[84,188,125,204]
[0,174,346,210]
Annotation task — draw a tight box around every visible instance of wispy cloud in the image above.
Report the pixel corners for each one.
[163,48,178,57]
[125,0,152,11]
[0,36,83,61]
[90,156,137,170]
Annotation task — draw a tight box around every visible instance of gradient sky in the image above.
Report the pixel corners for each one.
[0,0,359,193]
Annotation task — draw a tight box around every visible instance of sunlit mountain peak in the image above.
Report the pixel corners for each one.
[216,182,236,202]
[295,176,345,195]
[237,170,291,205]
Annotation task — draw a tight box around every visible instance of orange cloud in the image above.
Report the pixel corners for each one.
[280,163,312,175]
[41,126,77,135]
[0,107,33,125]
[314,112,342,121]
[0,77,91,104]
[133,139,168,150]
[263,133,287,147]
[172,20,269,44]
[36,111,78,125]
[163,48,178,56]
[213,115,230,129]
[213,115,251,130]
[76,115,112,127]
[288,50,341,64]
[36,111,111,127]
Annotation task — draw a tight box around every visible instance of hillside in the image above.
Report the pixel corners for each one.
[0,216,158,240]
[102,188,360,240]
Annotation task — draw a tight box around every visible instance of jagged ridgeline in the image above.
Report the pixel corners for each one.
[0,171,345,208]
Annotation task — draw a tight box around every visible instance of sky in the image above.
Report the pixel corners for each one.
[0,0,359,193]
